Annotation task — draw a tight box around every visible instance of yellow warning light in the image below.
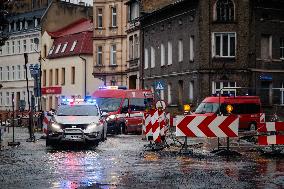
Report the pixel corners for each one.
[226,104,233,114]
[183,104,191,112]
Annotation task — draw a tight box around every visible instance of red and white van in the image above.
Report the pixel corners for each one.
[194,96,262,130]
[92,88,153,134]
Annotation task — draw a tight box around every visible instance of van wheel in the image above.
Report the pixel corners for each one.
[249,123,256,131]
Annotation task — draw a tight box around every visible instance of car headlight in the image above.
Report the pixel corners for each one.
[51,122,61,130]
[86,123,98,130]
[106,115,116,122]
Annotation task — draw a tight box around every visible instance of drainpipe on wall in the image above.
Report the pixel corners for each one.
[79,54,87,97]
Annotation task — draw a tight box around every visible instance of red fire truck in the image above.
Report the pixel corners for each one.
[194,96,262,130]
[92,87,153,134]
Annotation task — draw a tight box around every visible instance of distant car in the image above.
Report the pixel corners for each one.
[46,100,107,147]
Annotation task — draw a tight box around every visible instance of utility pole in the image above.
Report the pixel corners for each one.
[24,53,35,142]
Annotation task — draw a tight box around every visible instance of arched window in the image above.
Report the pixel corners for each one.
[216,0,234,22]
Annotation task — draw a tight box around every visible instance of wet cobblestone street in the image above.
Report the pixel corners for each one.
[0,128,283,189]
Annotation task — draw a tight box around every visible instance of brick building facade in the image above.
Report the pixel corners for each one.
[140,0,284,110]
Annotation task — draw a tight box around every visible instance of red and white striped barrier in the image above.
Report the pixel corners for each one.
[176,115,239,137]
[260,113,265,123]
[43,112,51,135]
[258,135,284,145]
[258,122,284,132]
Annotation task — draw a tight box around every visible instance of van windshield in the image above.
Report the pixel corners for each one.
[96,98,122,112]
[195,102,220,114]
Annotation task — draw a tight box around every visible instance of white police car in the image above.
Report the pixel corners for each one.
[46,98,107,147]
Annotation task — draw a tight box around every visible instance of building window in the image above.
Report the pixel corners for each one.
[24,21,28,29]
[13,22,16,31]
[23,65,26,79]
[129,36,133,59]
[71,67,75,84]
[261,34,272,60]
[168,83,172,104]
[111,7,117,27]
[280,38,284,59]
[168,41,172,65]
[144,48,149,69]
[150,46,155,68]
[30,38,34,52]
[17,40,21,53]
[0,46,2,55]
[8,23,11,32]
[189,81,194,101]
[178,39,183,62]
[110,45,117,65]
[12,41,15,54]
[23,40,27,52]
[43,45,47,58]
[129,2,139,21]
[12,66,15,80]
[6,92,10,106]
[49,69,53,86]
[6,66,10,80]
[215,0,234,22]
[212,81,237,95]
[0,67,2,81]
[70,41,77,52]
[55,44,61,54]
[17,65,21,80]
[55,69,59,85]
[43,70,46,86]
[34,38,39,50]
[213,32,236,57]
[19,21,22,30]
[61,68,65,85]
[97,8,103,28]
[190,35,195,61]
[97,46,103,65]
[61,42,68,53]
[34,18,38,27]
[6,42,10,54]
[134,35,139,58]
[0,92,2,106]
[161,43,165,66]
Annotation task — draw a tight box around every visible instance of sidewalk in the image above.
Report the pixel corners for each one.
[0,127,44,149]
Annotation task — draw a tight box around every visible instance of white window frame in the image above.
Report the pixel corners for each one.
[70,41,77,52]
[129,36,133,59]
[17,65,21,80]
[13,22,16,31]
[168,41,172,65]
[134,35,139,58]
[161,43,165,66]
[212,81,237,95]
[12,66,15,80]
[178,39,183,62]
[6,41,10,54]
[6,66,10,80]
[150,46,155,68]
[0,92,2,106]
[212,32,236,58]
[30,38,34,52]
[6,92,10,106]
[23,40,27,52]
[110,44,117,65]
[12,41,15,54]
[24,21,28,29]
[144,48,149,69]
[97,8,103,28]
[0,46,2,55]
[17,40,21,53]
[111,7,117,27]
[19,21,22,30]
[97,46,103,65]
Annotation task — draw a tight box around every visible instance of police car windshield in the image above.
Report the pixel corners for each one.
[56,105,99,116]
[195,102,219,114]
[96,98,122,112]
